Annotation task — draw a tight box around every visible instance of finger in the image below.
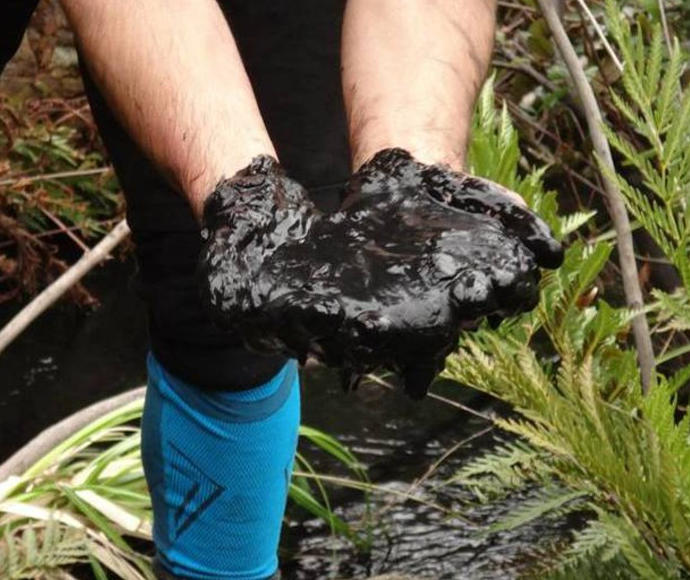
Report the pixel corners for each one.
[450,270,500,320]
[492,262,541,317]
[327,309,394,368]
[311,305,397,370]
[423,170,564,269]
[485,196,564,270]
[458,178,526,206]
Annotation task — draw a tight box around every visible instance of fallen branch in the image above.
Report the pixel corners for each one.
[14,189,91,253]
[0,219,130,356]
[0,386,145,481]
[0,220,115,250]
[536,0,655,392]
[0,167,111,187]
[657,0,672,55]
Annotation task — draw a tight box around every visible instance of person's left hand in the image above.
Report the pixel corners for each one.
[345,148,564,270]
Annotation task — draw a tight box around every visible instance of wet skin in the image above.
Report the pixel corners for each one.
[198,150,563,399]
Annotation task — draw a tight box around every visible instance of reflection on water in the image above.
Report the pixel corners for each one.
[287,367,568,579]
[0,260,568,579]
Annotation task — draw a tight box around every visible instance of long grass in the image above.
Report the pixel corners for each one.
[0,396,373,579]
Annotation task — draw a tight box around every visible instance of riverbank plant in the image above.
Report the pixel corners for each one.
[0,93,123,306]
[444,4,690,577]
[0,397,370,579]
[3,0,690,577]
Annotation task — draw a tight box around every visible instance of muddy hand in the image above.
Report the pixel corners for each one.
[346,149,564,269]
[340,149,554,397]
[199,155,543,399]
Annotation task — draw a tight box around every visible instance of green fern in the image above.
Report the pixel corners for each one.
[448,440,549,501]
[603,0,690,295]
[446,242,690,576]
[539,519,637,579]
[0,520,89,579]
[652,290,690,332]
[487,487,588,535]
[444,23,690,575]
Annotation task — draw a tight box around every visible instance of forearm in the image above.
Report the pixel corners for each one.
[342,0,497,171]
[60,0,274,219]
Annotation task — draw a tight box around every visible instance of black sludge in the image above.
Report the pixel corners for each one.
[198,151,561,398]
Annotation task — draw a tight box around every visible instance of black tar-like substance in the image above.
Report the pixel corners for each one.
[199,149,563,399]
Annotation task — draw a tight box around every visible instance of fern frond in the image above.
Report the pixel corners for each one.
[645,26,663,107]
[539,519,636,580]
[596,510,680,579]
[652,288,690,331]
[655,38,684,132]
[559,210,597,237]
[449,440,548,500]
[488,486,587,534]
[663,88,690,171]
[0,520,89,579]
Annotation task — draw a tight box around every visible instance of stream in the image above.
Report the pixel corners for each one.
[0,258,569,579]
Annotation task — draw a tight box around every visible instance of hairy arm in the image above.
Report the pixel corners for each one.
[342,0,497,171]
[60,0,274,219]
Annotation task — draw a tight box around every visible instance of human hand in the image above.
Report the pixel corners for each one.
[346,148,564,270]
[198,152,561,399]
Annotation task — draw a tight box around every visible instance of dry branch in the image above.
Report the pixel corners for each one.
[0,386,145,481]
[536,0,656,392]
[0,218,130,356]
[0,167,110,187]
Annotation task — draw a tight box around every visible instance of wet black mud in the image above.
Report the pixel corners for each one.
[199,151,562,399]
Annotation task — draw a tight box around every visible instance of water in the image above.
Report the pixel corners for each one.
[287,366,569,579]
[0,257,149,459]
[0,259,569,579]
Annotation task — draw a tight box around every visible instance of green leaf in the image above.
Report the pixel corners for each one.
[488,487,588,534]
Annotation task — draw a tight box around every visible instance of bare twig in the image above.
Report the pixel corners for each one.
[658,0,673,55]
[493,59,559,92]
[0,167,111,187]
[14,189,91,253]
[0,219,130,356]
[0,220,116,250]
[498,1,538,13]
[38,206,90,253]
[574,0,624,73]
[366,373,495,422]
[554,0,566,18]
[536,0,655,392]
[409,424,495,494]
[502,100,608,196]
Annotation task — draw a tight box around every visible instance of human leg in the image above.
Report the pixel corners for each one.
[141,354,300,580]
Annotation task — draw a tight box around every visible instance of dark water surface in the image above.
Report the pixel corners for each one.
[0,257,149,458]
[286,367,567,579]
[0,259,566,579]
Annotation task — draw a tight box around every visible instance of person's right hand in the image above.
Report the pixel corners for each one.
[198,154,560,399]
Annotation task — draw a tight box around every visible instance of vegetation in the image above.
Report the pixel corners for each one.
[0,398,371,579]
[2,0,690,578]
[0,90,123,306]
[443,2,690,577]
